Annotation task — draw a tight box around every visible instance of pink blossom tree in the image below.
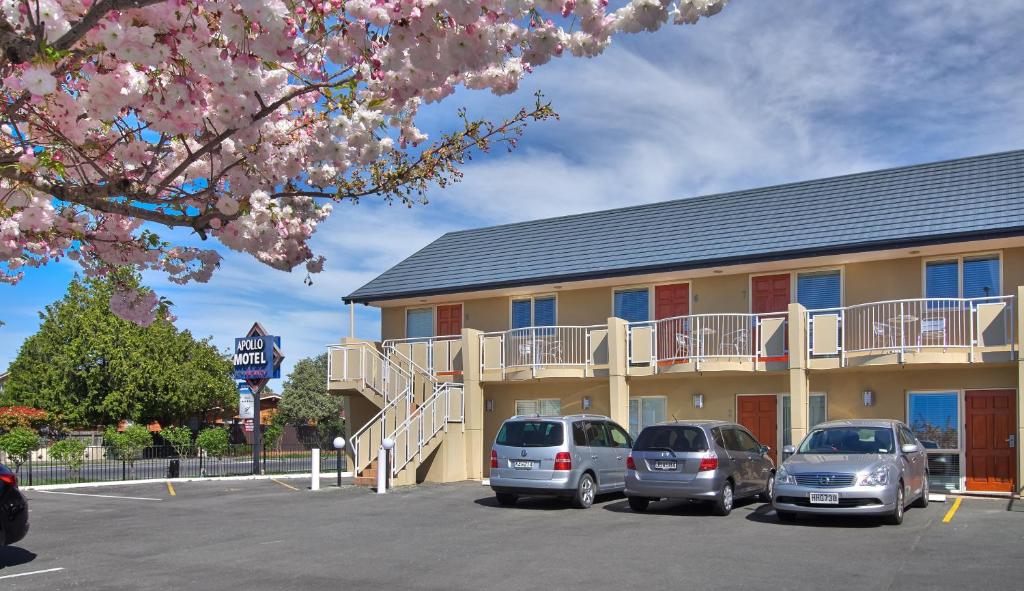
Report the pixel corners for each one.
[1,0,727,323]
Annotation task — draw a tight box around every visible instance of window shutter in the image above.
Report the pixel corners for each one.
[533,297,556,326]
[614,289,649,323]
[511,300,532,329]
[406,308,434,339]
[963,256,999,298]
[925,260,958,299]
[797,271,841,310]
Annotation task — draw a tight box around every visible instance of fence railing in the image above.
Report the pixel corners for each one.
[327,342,412,403]
[479,325,608,375]
[7,443,345,487]
[806,296,1016,363]
[383,336,463,377]
[627,312,788,367]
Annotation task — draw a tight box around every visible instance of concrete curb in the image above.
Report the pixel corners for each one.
[22,472,354,491]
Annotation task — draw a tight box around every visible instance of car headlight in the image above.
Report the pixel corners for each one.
[858,467,889,487]
[777,466,796,485]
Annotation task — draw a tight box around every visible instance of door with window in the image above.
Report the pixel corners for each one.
[965,389,1016,492]
[436,304,462,336]
[737,395,778,463]
[654,283,690,363]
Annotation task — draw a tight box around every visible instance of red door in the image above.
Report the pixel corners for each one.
[436,304,463,336]
[751,274,790,314]
[655,284,689,363]
[965,389,1016,492]
[738,395,778,463]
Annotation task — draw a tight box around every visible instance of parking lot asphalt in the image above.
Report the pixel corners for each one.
[2,479,1022,590]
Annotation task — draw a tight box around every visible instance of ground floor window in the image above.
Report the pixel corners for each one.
[515,399,561,417]
[907,391,960,492]
[628,396,667,438]
[782,393,827,448]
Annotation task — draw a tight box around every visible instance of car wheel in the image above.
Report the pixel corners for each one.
[628,497,650,513]
[712,481,734,516]
[495,492,518,506]
[914,475,929,508]
[886,482,905,525]
[758,473,775,503]
[776,510,797,522]
[572,473,596,509]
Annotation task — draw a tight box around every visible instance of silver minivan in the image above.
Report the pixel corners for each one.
[625,421,775,515]
[489,414,632,508]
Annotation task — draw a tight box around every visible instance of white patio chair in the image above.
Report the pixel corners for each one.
[720,328,749,355]
[918,317,947,347]
[674,333,690,359]
[872,322,894,350]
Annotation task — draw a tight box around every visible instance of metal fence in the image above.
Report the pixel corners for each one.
[10,443,346,486]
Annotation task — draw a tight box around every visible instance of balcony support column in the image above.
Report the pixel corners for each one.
[788,303,810,447]
[462,328,485,480]
[608,317,630,427]
[1017,286,1024,496]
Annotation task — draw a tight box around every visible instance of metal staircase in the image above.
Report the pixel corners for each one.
[328,341,464,486]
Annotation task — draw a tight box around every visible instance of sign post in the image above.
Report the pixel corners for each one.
[233,323,283,476]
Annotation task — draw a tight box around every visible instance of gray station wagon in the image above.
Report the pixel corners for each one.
[489,414,632,508]
[625,421,775,515]
[773,419,929,525]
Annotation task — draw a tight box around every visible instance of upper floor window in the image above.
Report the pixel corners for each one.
[406,308,433,339]
[926,255,1000,299]
[511,296,556,329]
[614,288,649,323]
[797,270,841,310]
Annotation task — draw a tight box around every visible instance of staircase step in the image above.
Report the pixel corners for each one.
[354,475,377,487]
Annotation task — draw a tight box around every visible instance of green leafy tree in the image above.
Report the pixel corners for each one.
[278,354,342,442]
[3,271,237,427]
[196,427,230,460]
[160,426,194,458]
[263,423,283,452]
[104,424,153,478]
[0,427,40,473]
[49,438,87,481]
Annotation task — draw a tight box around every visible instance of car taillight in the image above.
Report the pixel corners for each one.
[553,451,572,471]
[0,473,16,488]
[698,456,718,472]
[626,455,636,470]
[490,449,498,469]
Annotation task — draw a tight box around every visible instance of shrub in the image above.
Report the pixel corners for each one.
[0,427,41,472]
[160,425,193,458]
[0,406,49,432]
[262,423,283,452]
[49,438,87,480]
[196,427,230,459]
[104,424,153,478]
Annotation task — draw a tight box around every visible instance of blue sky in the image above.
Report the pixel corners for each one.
[1,0,1022,377]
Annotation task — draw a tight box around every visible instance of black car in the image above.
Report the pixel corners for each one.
[1,463,29,546]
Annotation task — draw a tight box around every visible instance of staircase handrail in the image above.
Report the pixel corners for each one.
[390,382,464,477]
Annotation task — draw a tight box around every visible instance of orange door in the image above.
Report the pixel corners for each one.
[436,304,463,336]
[655,284,690,363]
[965,389,1016,492]
[738,395,778,463]
[751,274,790,314]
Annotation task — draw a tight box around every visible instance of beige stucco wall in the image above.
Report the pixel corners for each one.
[691,275,749,314]
[557,287,611,326]
[463,297,510,333]
[381,307,404,342]
[628,373,791,422]
[1003,247,1024,296]
[843,257,922,305]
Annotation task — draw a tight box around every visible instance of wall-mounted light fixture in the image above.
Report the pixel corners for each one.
[485,399,495,412]
[862,390,875,406]
[693,393,704,409]
[582,396,592,410]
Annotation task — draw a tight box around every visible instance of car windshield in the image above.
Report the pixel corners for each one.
[634,426,708,452]
[798,427,896,455]
[496,421,564,447]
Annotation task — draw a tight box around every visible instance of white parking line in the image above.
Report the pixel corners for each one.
[34,490,162,501]
[0,567,65,580]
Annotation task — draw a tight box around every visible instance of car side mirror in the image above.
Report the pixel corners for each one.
[759,445,771,456]
[782,445,797,455]
[900,443,920,454]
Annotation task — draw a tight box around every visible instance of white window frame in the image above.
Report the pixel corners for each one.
[794,266,845,310]
[514,398,561,417]
[509,294,558,328]
[906,389,964,492]
[921,252,1003,299]
[611,285,653,323]
[628,396,667,437]
[404,306,435,340]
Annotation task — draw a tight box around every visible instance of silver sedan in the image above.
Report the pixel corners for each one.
[773,419,929,525]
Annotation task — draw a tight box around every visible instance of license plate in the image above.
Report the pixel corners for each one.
[809,493,839,504]
[512,460,534,470]
[653,461,677,471]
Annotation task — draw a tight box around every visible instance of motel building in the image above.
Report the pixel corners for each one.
[328,150,1024,497]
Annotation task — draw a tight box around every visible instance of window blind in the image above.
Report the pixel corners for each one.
[614,289,649,323]
[405,308,433,339]
[925,260,958,299]
[963,256,999,298]
[797,271,841,310]
[511,300,532,329]
[534,297,556,326]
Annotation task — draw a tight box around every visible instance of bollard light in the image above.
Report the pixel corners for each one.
[333,437,346,488]
[333,437,346,450]
[378,438,395,494]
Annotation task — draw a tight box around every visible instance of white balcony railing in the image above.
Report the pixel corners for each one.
[383,335,463,377]
[806,296,1016,363]
[479,325,608,376]
[627,313,788,367]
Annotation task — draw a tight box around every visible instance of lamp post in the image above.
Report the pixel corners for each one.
[333,436,346,488]
[378,438,395,494]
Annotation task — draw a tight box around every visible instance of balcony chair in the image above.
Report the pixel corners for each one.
[719,328,749,356]
[674,333,691,359]
[918,317,947,348]
[872,322,895,350]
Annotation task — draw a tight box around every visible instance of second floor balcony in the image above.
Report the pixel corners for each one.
[479,325,609,380]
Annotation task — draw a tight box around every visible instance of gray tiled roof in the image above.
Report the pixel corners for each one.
[346,150,1024,303]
